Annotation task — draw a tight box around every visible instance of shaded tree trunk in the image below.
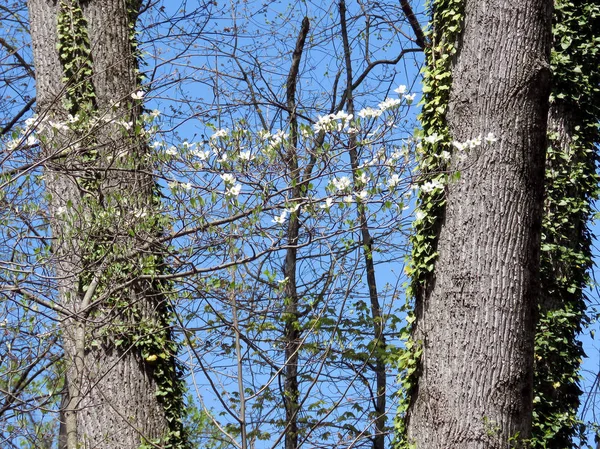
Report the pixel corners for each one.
[532,2,600,445]
[28,1,185,448]
[406,0,553,446]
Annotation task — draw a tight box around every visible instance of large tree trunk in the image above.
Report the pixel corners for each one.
[406,0,553,447]
[28,1,184,448]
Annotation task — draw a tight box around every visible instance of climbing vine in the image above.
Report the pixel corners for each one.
[55,1,190,447]
[57,0,95,115]
[394,0,464,446]
[531,0,600,446]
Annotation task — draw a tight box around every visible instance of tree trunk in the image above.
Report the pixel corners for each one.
[282,17,309,449]
[532,1,600,445]
[406,0,553,447]
[28,1,184,448]
[532,103,588,447]
[339,3,386,448]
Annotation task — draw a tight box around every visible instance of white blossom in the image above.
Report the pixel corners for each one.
[378,97,402,111]
[423,133,441,144]
[390,150,403,161]
[358,172,370,185]
[485,132,498,144]
[468,135,482,148]
[258,130,271,141]
[301,127,313,138]
[270,130,288,145]
[332,110,353,121]
[5,139,19,152]
[211,128,229,139]
[313,114,335,132]
[24,116,37,129]
[452,141,467,151]
[220,173,236,184]
[404,93,416,103]
[239,150,254,161]
[332,176,352,191]
[387,174,401,188]
[320,197,334,209]
[131,90,144,100]
[394,85,407,95]
[47,120,70,132]
[415,210,426,221]
[272,210,288,224]
[356,190,369,202]
[314,111,353,133]
[285,203,300,214]
[439,150,452,161]
[226,184,242,197]
[358,107,383,119]
[421,179,445,193]
[193,149,210,160]
[165,146,178,156]
[343,195,354,204]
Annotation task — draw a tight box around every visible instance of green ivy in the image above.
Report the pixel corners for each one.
[57,0,96,115]
[531,0,600,447]
[56,2,191,448]
[394,0,464,446]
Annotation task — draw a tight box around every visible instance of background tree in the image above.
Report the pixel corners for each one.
[532,0,600,446]
[27,0,188,447]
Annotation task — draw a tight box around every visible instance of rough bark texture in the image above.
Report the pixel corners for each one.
[406,1,552,447]
[28,1,171,447]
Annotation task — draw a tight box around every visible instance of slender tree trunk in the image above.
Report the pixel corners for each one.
[406,0,553,447]
[339,2,386,448]
[283,17,309,449]
[28,1,185,448]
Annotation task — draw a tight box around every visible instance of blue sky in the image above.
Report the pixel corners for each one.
[1,0,598,447]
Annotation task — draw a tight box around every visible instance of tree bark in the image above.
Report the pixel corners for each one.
[406,0,553,447]
[28,1,178,447]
